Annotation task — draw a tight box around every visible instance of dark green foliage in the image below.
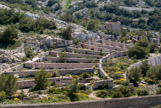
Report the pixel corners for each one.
[33,70,50,91]
[0,9,24,25]
[95,83,109,90]
[1,0,24,4]
[112,86,134,98]
[96,90,110,98]
[127,67,142,85]
[157,88,161,94]
[0,91,6,101]
[0,26,18,43]
[80,72,91,78]
[61,26,73,40]
[137,88,149,96]
[135,39,149,48]
[67,79,79,101]
[19,17,56,32]
[112,91,124,98]
[25,47,35,58]
[87,20,98,32]
[149,44,156,53]
[128,46,147,59]
[78,84,87,91]
[0,74,19,97]
[47,0,58,7]
[147,65,161,82]
[140,60,151,77]
[117,86,134,97]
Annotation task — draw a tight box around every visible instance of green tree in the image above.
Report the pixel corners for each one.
[149,43,156,53]
[128,46,147,59]
[140,60,151,77]
[0,74,19,97]
[135,39,149,48]
[34,70,50,90]
[0,26,18,43]
[61,26,73,40]
[127,67,142,85]
[67,79,79,101]
[117,86,134,97]
[87,20,98,32]
[112,91,123,98]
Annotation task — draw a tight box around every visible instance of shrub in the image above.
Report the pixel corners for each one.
[0,74,19,97]
[128,46,147,59]
[112,91,124,98]
[96,90,110,98]
[157,88,161,94]
[137,88,149,96]
[140,60,151,77]
[33,70,50,91]
[47,87,61,94]
[127,67,142,85]
[80,72,91,78]
[67,79,79,101]
[109,73,124,80]
[0,91,6,101]
[117,86,134,97]
[78,84,87,91]
[60,26,73,40]
[25,47,35,58]
[0,26,18,43]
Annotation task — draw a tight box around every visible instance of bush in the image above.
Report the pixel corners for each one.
[80,72,91,78]
[147,65,161,82]
[127,67,142,85]
[78,84,87,91]
[137,88,149,96]
[117,86,134,97]
[60,26,73,40]
[47,87,61,94]
[25,47,35,58]
[96,90,110,98]
[140,60,151,77]
[0,91,6,101]
[33,70,50,91]
[0,74,19,97]
[128,46,147,59]
[67,79,79,101]
[112,91,124,98]
[0,26,18,43]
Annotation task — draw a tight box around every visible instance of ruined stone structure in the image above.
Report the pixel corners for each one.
[4,38,132,90]
[104,21,121,34]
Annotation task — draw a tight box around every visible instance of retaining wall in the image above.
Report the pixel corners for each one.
[128,54,161,70]
[65,47,107,55]
[43,57,98,63]
[2,95,161,108]
[24,63,98,69]
[49,51,101,59]
[17,77,72,89]
[5,68,96,78]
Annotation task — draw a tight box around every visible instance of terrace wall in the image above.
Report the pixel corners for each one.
[2,95,161,108]
[24,63,98,69]
[5,68,96,78]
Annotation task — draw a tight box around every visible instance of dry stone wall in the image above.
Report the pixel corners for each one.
[128,54,161,70]
[5,68,95,78]
[2,95,161,108]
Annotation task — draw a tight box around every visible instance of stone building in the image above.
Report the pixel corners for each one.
[104,21,121,35]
